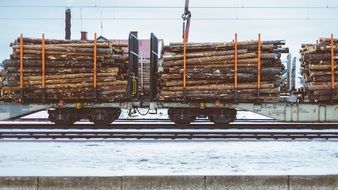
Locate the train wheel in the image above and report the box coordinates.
[54,119,74,127]
[89,108,121,127]
[230,109,237,122]
[209,108,237,126]
[168,108,196,126]
[48,109,76,127]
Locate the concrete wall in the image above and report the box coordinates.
[0,176,338,190]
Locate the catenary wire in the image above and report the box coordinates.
[0,5,338,9]
[0,17,337,21]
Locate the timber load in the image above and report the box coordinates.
[0,37,128,102]
[300,37,338,102]
[139,60,150,95]
[159,39,289,102]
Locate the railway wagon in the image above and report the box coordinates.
[156,34,288,125]
[1,32,338,126]
[150,34,338,126]
[0,32,140,126]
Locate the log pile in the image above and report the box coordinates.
[0,69,4,100]
[300,37,338,102]
[139,59,150,95]
[1,37,128,102]
[159,40,288,102]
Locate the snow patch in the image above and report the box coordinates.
[0,141,337,176]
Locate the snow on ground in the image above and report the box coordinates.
[21,109,272,120]
[0,141,337,176]
[4,109,333,176]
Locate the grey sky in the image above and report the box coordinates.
[0,0,338,61]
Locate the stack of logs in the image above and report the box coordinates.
[159,40,288,102]
[139,59,150,95]
[1,37,128,102]
[0,69,4,99]
[300,37,338,102]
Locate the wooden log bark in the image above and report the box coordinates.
[161,82,274,91]
[162,67,281,75]
[2,80,127,91]
[159,39,288,102]
[163,49,248,61]
[312,74,338,82]
[300,37,338,102]
[302,53,338,61]
[22,72,118,81]
[164,53,278,67]
[319,37,338,43]
[164,58,260,67]
[13,49,113,57]
[3,59,126,68]
[1,36,129,102]
[165,40,285,52]
[306,82,338,91]
[309,64,338,71]
[11,43,112,49]
[163,61,283,72]
[4,67,119,74]
[12,46,113,54]
[13,37,127,47]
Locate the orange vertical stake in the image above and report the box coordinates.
[257,33,261,89]
[234,33,238,89]
[20,34,23,89]
[331,34,335,89]
[183,31,187,88]
[42,33,45,88]
[94,33,97,88]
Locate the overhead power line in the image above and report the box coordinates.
[0,5,338,9]
[0,17,337,21]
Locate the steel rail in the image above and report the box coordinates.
[0,122,337,130]
[1,130,338,140]
[14,118,275,122]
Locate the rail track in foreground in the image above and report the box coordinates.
[1,129,338,140]
[0,119,338,129]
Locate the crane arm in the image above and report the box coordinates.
[182,0,191,41]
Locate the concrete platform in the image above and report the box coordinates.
[122,176,204,190]
[206,176,288,190]
[38,177,121,190]
[0,176,338,190]
[0,177,37,190]
[290,176,338,190]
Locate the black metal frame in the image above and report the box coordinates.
[127,32,139,100]
[150,33,158,101]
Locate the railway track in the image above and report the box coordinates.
[1,129,338,140]
[0,120,337,129]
